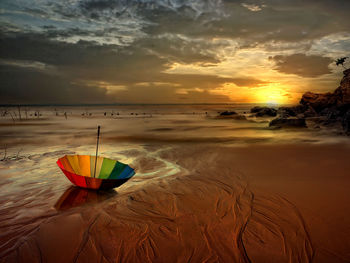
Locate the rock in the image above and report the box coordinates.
[334,68,350,105]
[255,69,350,134]
[300,69,350,113]
[250,106,277,117]
[319,107,343,121]
[269,118,307,128]
[300,92,336,112]
[216,111,247,120]
[278,105,308,118]
[219,111,237,116]
[217,111,245,119]
[231,114,247,120]
[342,110,350,135]
[303,106,318,117]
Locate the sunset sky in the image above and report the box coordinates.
[1,0,350,104]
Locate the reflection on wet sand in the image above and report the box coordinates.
[54,186,117,211]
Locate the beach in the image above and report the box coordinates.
[0,105,350,263]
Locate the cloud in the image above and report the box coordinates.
[0,63,235,104]
[138,0,350,44]
[0,65,111,104]
[0,59,56,72]
[230,77,268,87]
[3,0,350,46]
[80,0,119,11]
[269,53,333,78]
[106,83,231,104]
[134,34,224,64]
[1,0,350,103]
[0,31,248,103]
[241,3,264,12]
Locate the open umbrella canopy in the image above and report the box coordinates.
[57,155,135,190]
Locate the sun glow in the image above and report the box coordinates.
[218,82,297,104]
[253,84,293,105]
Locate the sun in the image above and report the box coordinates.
[254,84,291,105]
[209,82,297,104]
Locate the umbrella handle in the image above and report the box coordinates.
[93,125,100,178]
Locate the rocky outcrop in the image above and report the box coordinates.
[300,92,337,112]
[343,110,350,135]
[217,111,247,120]
[250,106,277,117]
[219,111,237,116]
[278,105,308,118]
[300,69,350,114]
[273,69,350,134]
[269,118,307,128]
[335,68,350,105]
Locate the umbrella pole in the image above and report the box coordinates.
[93,125,100,178]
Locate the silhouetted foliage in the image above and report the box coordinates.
[336,57,349,69]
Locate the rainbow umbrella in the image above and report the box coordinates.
[57,126,135,190]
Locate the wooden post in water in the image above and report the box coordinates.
[93,125,101,178]
[18,105,21,121]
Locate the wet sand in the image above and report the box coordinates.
[1,143,350,263]
[1,105,350,262]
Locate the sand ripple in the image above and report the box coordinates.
[0,146,319,263]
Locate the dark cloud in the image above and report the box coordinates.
[80,0,117,11]
[0,31,248,103]
[229,78,268,87]
[0,65,111,104]
[0,29,267,103]
[23,8,49,18]
[134,35,223,64]
[73,0,350,44]
[0,32,112,66]
[0,30,222,71]
[0,31,237,83]
[269,53,333,78]
[0,63,235,104]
